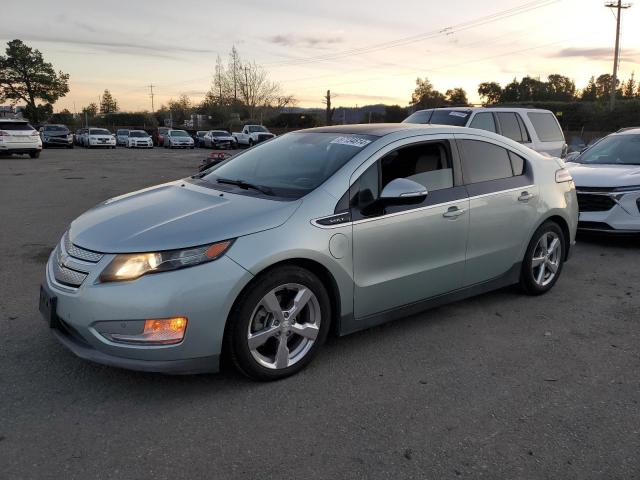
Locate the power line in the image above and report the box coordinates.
[605,0,632,110]
[266,0,560,68]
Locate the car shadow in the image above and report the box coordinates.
[577,231,640,249]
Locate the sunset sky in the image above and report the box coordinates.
[3,0,639,112]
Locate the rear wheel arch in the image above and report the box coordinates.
[536,214,571,261]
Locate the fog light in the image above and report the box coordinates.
[109,317,188,345]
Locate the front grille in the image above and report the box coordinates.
[63,233,103,262]
[577,193,616,212]
[52,253,89,287]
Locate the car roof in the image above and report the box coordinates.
[303,123,440,136]
[414,106,554,114]
[616,127,640,135]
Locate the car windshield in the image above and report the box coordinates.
[202,132,378,199]
[576,134,640,165]
[171,130,188,137]
[248,126,267,133]
[197,131,207,137]
[129,131,148,137]
[117,130,129,135]
[211,131,229,136]
[45,125,68,132]
[0,122,35,131]
[90,129,111,135]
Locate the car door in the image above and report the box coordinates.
[454,134,539,286]
[350,136,469,319]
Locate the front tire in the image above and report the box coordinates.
[29,151,41,159]
[519,221,565,295]
[225,266,331,381]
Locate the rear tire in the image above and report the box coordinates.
[519,221,565,295]
[29,151,40,159]
[224,266,331,381]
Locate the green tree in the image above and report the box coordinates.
[384,105,408,122]
[99,89,118,113]
[595,74,618,100]
[501,78,521,102]
[477,82,502,105]
[167,94,193,126]
[622,73,637,98]
[581,76,597,101]
[0,39,69,123]
[82,103,98,118]
[445,88,469,106]
[546,74,576,101]
[410,77,446,109]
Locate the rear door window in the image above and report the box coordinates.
[469,113,496,133]
[458,139,514,184]
[527,112,564,142]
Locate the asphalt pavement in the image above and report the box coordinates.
[1,147,639,479]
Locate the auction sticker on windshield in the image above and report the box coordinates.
[449,111,468,118]
[330,136,373,148]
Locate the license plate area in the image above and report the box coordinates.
[39,284,59,328]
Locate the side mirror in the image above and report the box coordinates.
[380,178,428,203]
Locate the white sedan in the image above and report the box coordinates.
[85,128,116,149]
[126,130,153,148]
[163,129,194,149]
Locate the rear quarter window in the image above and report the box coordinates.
[527,112,564,142]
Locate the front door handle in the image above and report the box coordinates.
[443,206,466,218]
[518,191,536,202]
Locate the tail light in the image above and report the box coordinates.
[31,131,40,136]
[0,130,8,136]
[555,168,573,183]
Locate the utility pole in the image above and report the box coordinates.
[606,0,632,110]
[324,90,332,126]
[148,84,155,112]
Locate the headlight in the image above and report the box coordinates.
[99,240,233,282]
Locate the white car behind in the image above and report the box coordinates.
[85,128,116,149]
[163,129,194,149]
[567,128,640,233]
[0,119,42,158]
[126,130,153,148]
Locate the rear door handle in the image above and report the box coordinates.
[518,191,535,202]
[443,206,466,218]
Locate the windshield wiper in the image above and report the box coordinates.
[216,178,274,195]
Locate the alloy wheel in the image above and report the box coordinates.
[531,231,561,287]
[247,283,321,370]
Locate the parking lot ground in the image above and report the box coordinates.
[1,147,639,479]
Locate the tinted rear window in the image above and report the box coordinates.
[527,112,564,142]
[458,139,514,184]
[0,122,34,131]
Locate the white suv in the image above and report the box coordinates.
[403,107,567,158]
[0,119,43,158]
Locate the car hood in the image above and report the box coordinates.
[69,180,301,253]
[89,135,114,140]
[566,162,640,188]
[43,131,69,137]
[213,135,234,140]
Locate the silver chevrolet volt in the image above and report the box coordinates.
[40,124,578,380]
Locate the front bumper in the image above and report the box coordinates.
[577,189,640,233]
[42,247,253,373]
[43,137,73,146]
